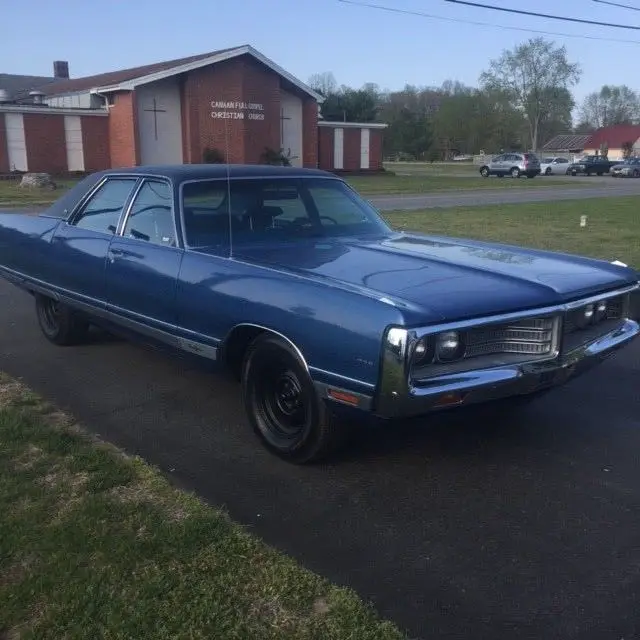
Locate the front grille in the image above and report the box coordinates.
[465,317,556,358]
[562,293,628,353]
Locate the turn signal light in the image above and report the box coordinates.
[433,392,466,408]
[328,389,360,407]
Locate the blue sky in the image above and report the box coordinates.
[3,0,640,104]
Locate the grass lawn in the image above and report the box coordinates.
[384,196,640,269]
[347,174,580,195]
[0,179,77,208]
[383,161,478,175]
[0,169,582,208]
[0,374,405,640]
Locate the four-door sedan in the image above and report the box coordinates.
[539,156,570,175]
[0,164,638,463]
[611,157,640,178]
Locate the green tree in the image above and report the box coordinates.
[479,37,581,150]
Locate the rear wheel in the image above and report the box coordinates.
[479,166,490,177]
[35,294,89,346]
[241,334,348,463]
[633,169,639,178]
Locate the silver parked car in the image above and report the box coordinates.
[479,152,541,178]
[540,156,570,175]
[611,157,640,178]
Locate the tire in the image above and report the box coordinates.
[597,172,603,176]
[510,167,520,178]
[545,167,552,175]
[633,169,639,178]
[241,333,347,463]
[35,294,89,346]
[479,166,490,177]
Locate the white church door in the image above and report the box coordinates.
[280,90,303,167]
[136,78,183,165]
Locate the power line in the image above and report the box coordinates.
[443,0,640,31]
[592,0,640,11]
[337,0,640,45]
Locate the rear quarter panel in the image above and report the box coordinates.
[0,213,61,283]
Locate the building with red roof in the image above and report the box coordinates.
[583,124,640,160]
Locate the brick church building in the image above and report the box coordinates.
[0,45,387,175]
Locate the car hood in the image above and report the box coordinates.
[230,233,637,322]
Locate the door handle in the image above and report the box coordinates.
[108,248,124,263]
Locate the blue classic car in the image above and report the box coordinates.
[0,165,638,463]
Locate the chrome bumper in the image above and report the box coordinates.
[375,316,640,419]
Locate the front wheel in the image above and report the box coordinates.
[510,167,520,178]
[35,294,89,345]
[241,334,348,463]
[545,167,552,175]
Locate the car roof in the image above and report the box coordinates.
[93,164,338,182]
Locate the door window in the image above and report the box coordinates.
[73,178,138,234]
[123,180,176,246]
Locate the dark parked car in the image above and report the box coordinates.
[566,155,617,176]
[0,165,638,463]
[479,152,541,178]
[611,157,640,178]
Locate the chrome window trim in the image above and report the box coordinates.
[177,175,358,252]
[117,177,182,250]
[65,174,142,236]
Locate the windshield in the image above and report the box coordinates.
[181,176,391,248]
[542,158,554,163]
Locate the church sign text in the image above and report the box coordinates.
[210,100,265,121]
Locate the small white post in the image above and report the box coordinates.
[580,215,588,227]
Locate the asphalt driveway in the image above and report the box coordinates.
[2,278,640,639]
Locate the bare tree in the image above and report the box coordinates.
[307,72,338,97]
[578,85,640,129]
[479,37,581,150]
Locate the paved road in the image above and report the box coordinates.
[1,279,640,639]
[370,178,640,211]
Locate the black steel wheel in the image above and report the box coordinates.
[35,294,89,345]
[241,333,347,463]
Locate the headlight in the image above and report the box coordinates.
[594,301,607,322]
[435,331,464,362]
[575,304,595,328]
[412,337,434,365]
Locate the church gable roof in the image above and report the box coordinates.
[40,45,323,102]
